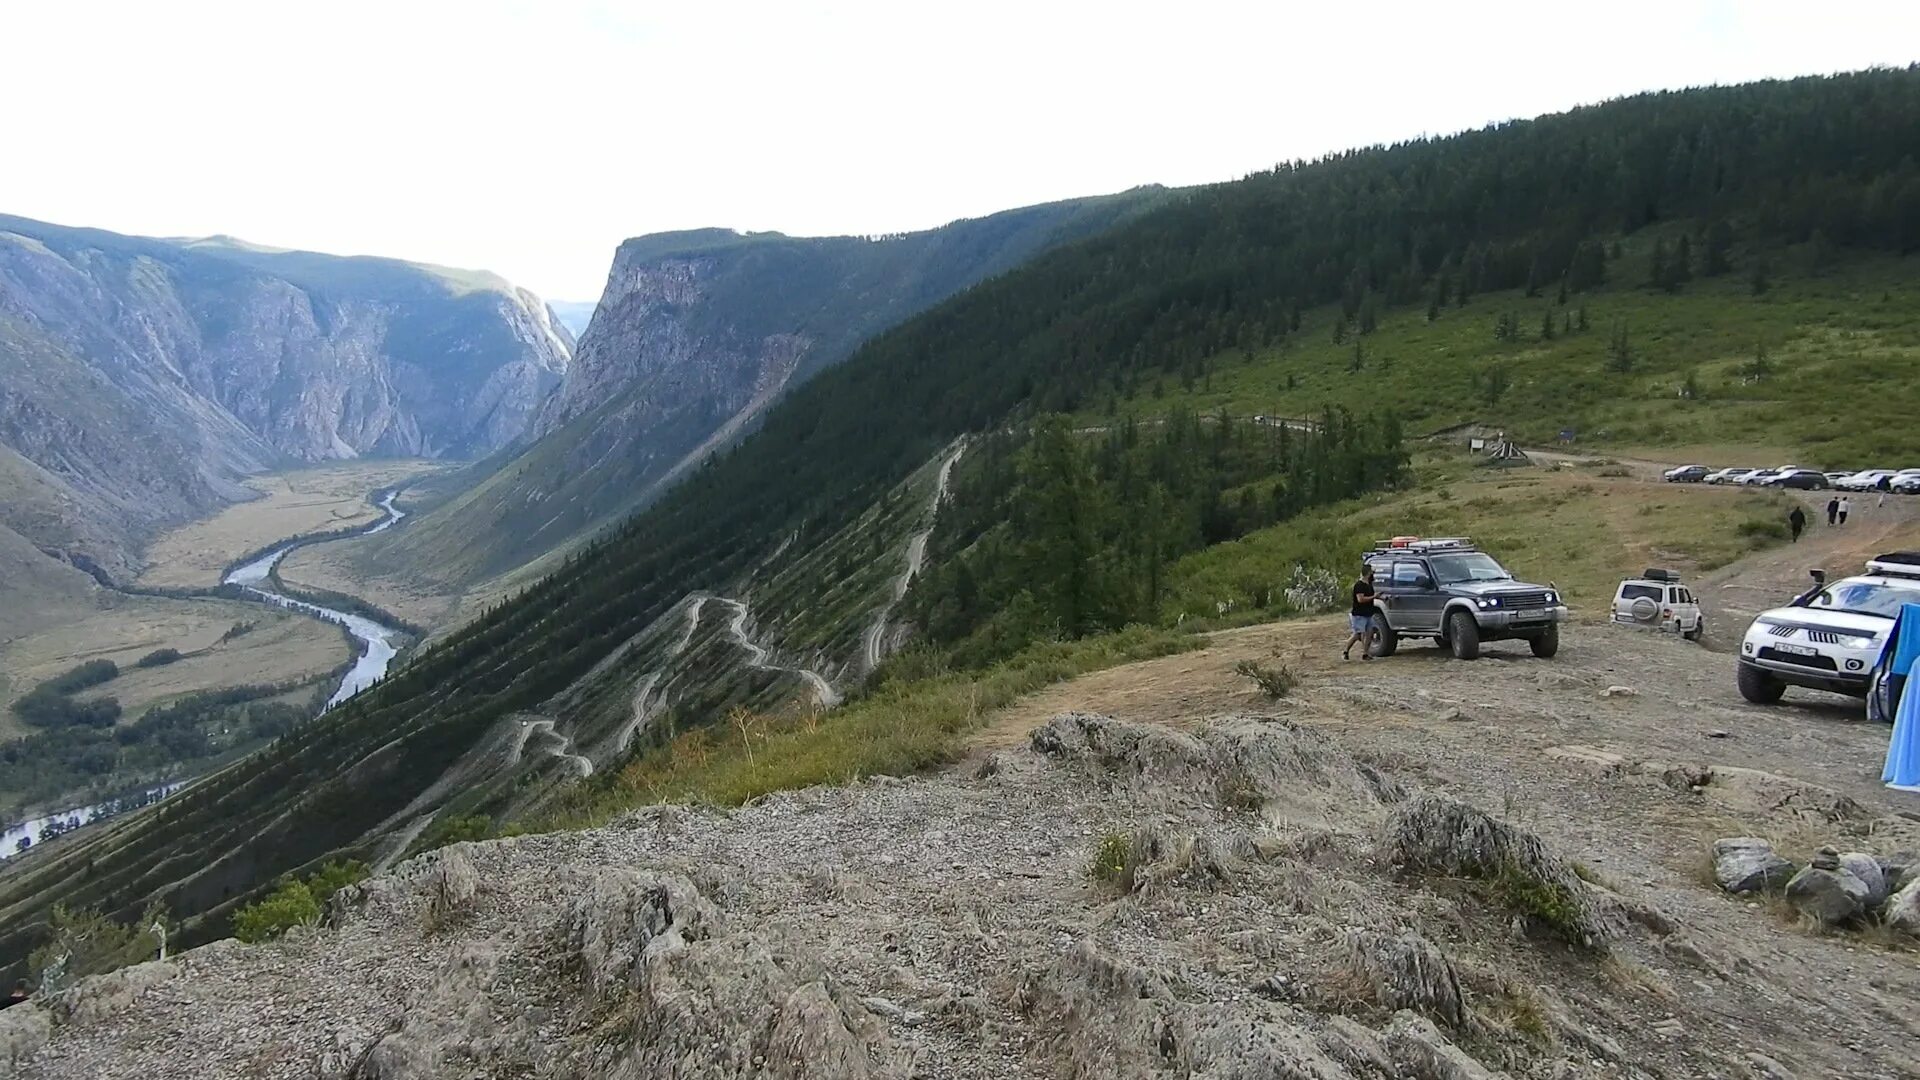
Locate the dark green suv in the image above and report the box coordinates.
[1363,538,1569,659]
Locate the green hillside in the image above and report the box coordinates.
[6,68,1918,977]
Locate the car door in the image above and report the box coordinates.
[1385,559,1444,631]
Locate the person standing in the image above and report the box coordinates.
[1789,505,1807,542]
[1838,496,1851,525]
[1827,496,1840,526]
[1345,564,1379,661]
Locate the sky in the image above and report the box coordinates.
[3,1,1917,301]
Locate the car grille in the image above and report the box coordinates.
[1763,623,1872,645]
[1758,647,1839,671]
[1497,590,1551,608]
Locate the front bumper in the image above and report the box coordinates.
[1474,605,1570,635]
[1738,654,1872,697]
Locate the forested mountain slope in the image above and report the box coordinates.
[333,189,1165,594]
[0,215,572,583]
[5,68,1919,977]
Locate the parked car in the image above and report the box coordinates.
[1894,473,1920,495]
[1662,465,1712,483]
[1706,468,1757,485]
[1824,472,1853,485]
[1737,552,1920,706]
[1363,536,1568,660]
[1760,469,1830,490]
[1839,470,1899,491]
[1740,465,1802,486]
[1612,569,1705,640]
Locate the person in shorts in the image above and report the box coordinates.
[1345,564,1379,661]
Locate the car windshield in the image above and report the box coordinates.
[1805,578,1920,619]
[1429,553,1512,584]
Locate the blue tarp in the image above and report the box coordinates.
[1883,603,1920,791]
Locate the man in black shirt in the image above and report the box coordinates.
[1,980,27,1010]
[1345,564,1379,661]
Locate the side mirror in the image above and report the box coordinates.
[1810,569,1827,586]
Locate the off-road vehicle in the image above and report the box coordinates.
[1362,537,1569,660]
[1611,569,1704,641]
[1737,551,1920,707]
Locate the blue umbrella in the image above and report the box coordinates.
[1884,602,1920,792]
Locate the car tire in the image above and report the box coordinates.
[1529,625,1559,658]
[1370,614,1398,658]
[1736,662,1785,705]
[1683,622,1704,642]
[1447,610,1481,660]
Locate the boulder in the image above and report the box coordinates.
[1340,929,1466,1028]
[1383,1011,1501,1080]
[1838,852,1888,908]
[425,845,481,925]
[1784,864,1871,926]
[1711,837,1796,894]
[1876,851,1917,893]
[1884,879,1920,935]
[566,868,719,997]
[0,1004,49,1073]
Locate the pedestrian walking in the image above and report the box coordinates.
[1789,505,1807,542]
[1838,496,1851,525]
[1827,496,1840,526]
[1344,564,1379,661]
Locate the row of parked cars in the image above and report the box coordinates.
[1661,464,1920,492]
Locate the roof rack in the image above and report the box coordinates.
[1366,536,1477,555]
[1641,568,1680,582]
[1867,552,1920,581]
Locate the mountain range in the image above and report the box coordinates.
[3,67,1920,985]
[0,216,573,585]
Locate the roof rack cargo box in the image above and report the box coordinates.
[1641,568,1679,582]
[1369,536,1477,553]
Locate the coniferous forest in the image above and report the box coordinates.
[5,68,1919,971]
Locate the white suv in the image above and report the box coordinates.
[1612,570,1704,640]
[1737,553,1920,705]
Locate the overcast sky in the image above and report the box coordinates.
[3,1,1916,301]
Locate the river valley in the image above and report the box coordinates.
[2,489,412,858]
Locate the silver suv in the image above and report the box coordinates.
[1364,537,1570,660]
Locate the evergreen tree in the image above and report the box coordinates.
[1607,322,1634,373]
[1577,305,1589,331]
[1681,368,1701,399]
[1540,308,1556,340]
[1426,299,1440,322]
[1648,239,1673,291]
[1556,277,1569,305]
[1359,295,1379,335]
[1750,257,1771,295]
[1331,319,1347,345]
[1348,341,1365,373]
[1673,235,1694,286]
[1481,365,1512,405]
[1703,220,1734,275]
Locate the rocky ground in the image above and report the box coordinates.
[6,475,1920,1078]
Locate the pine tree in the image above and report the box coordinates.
[1577,305,1589,331]
[1480,365,1512,405]
[1750,257,1771,295]
[1648,239,1672,291]
[1348,341,1365,373]
[1673,235,1694,286]
[1680,368,1701,399]
[1426,299,1440,322]
[1331,319,1347,344]
[1540,308,1556,340]
[1359,296,1378,335]
[1703,220,1734,275]
[1607,322,1634,373]
[1556,277,1569,305]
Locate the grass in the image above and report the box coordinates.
[532,625,1198,828]
[1072,240,1920,468]
[137,460,447,590]
[1159,450,1791,623]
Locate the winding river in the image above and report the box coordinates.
[3,491,409,858]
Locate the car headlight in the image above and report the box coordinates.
[1835,633,1875,650]
[1545,591,1558,604]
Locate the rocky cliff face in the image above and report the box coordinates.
[363,191,1163,586]
[0,215,571,577]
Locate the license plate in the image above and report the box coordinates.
[1517,609,1547,620]
[1775,643,1818,657]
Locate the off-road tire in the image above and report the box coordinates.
[1736,662,1785,705]
[1683,622,1705,642]
[1447,610,1481,660]
[1370,614,1398,658]
[1529,625,1560,658]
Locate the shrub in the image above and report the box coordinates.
[28,901,168,991]
[135,648,184,668]
[1234,659,1300,699]
[1088,832,1131,885]
[231,860,368,943]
